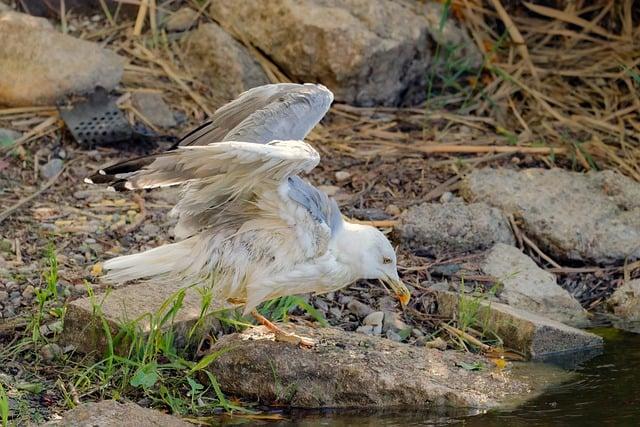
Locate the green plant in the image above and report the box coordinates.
[68,287,246,416]
[0,382,8,427]
[259,296,328,327]
[29,243,64,345]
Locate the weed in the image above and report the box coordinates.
[259,296,328,327]
[29,243,65,345]
[67,286,246,416]
[0,382,8,427]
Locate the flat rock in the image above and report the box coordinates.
[483,243,589,327]
[607,279,640,332]
[462,168,640,264]
[131,92,177,129]
[181,23,270,107]
[61,281,230,356]
[210,0,480,106]
[208,324,571,408]
[397,201,515,256]
[41,400,191,426]
[0,12,124,106]
[434,290,602,360]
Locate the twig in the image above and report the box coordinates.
[133,0,149,36]
[507,214,524,249]
[489,0,539,83]
[521,233,562,269]
[441,323,491,351]
[349,219,398,228]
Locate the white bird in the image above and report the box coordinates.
[87,83,410,346]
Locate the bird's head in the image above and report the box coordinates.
[339,223,411,306]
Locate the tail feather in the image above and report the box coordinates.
[103,235,207,283]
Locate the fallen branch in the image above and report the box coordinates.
[521,233,562,269]
[441,323,491,351]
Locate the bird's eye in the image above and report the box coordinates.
[383,257,392,264]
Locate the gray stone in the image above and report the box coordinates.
[397,201,515,255]
[313,298,329,313]
[385,329,402,342]
[164,7,198,32]
[211,0,479,106]
[347,299,374,318]
[61,281,230,356]
[363,311,384,327]
[356,324,374,335]
[0,10,53,30]
[40,158,64,179]
[0,290,8,302]
[607,279,640,331]
[0,12,124,106]
[382,310,408,333]
[181,23,270,108]
[39,343,62,361]
[21,284,35,300]
[140,222,160,236]
[41,400,191,426]
[483,243,589,327]
[335,171,351,182]
[462,168,640,264]
[434,290,603,360]
[207,324,572,408]
[0,128,20,145]
[131,92,177,129]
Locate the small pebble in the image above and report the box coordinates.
[356,325,374,335]
[347,299,374,318]
[0,290,8,302]
[425,337,448,350]
[141,223,161,236]
[386,330,402,342]
[337,295,353,305]
[439,191,454,203]
[40,158,64,179]
[335,171,351,182]
[383,311,408,333]
[385,204,401,216]
[164,7,198,32]
[318,185,340,197]
[412,328,424,338]
[313,299,329,313]
[329,307,342,319]
[21,285,35,300]
[363,311,384,327]
[40,343,62,362]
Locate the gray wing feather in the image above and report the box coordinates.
[287,176,343,235]
[180,83,333,146]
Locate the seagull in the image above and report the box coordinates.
[86,83,410,347]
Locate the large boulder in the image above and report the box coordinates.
[483,244,589,327]
[397,200,515,256]
[0,12,124,106]
[210,0,480,106]
[462,168,640,264]
[208,324,570,408]
[181,23,270,107]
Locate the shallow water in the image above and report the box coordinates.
[274,328,640,427]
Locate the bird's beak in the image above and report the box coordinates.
[383,274,411,307]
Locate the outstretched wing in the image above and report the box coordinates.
[87,83,333,188]
[180,83,333,146]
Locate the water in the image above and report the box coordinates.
[274,329,640,426]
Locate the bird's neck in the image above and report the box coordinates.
[331,221,370,279]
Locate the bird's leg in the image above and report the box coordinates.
[250,309,315,348]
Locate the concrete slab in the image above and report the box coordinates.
[61,281,232,356]
[434,290,603,360]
